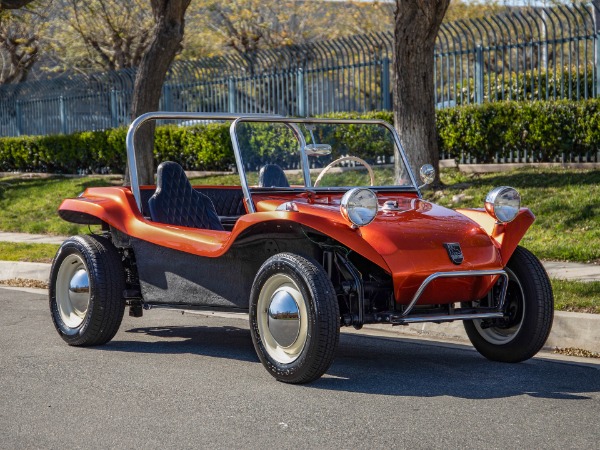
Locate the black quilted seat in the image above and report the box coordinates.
[258,164,289,188]
[196,188,245,216]
[148,161,224,231]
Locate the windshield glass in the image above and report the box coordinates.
[233,119,415,189]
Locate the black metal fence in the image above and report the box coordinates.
[1,2,599,137]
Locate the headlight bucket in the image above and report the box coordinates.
[485,186,521,223]
[340,188,378,227]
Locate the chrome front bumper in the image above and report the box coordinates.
[391,269,509,325]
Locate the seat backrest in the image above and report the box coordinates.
[258,164,290,188]
[148,161,224,231]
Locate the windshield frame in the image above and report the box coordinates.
[230,116,420,213]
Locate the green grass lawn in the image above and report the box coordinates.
[552,279,600,314]
[0,175,121,236]
[0,242,60,263]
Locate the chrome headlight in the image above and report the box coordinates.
[340,188,378,227]
[485,186,521,223]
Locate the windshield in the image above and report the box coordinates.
[232,119,416,190]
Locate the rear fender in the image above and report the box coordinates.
[455,208,535,265]
[58,187,142,231]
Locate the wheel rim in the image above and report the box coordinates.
[56,254,90,328]
[474,267,525,345]
[257,273,308,364]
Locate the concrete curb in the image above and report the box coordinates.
[0,261,50,282]
[363,310,600,354]
[0,232,67,245]
[543,261,600,282]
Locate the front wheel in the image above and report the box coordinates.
[464,246,554,362]
[49,235,125,346]
[250,253,340,384]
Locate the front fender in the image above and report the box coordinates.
[455,208,535,265]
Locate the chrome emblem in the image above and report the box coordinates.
[444,243,464,265]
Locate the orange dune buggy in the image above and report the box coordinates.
[50,113,553,383]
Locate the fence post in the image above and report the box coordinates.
[110,90,119,128]
[162,85,172,111]
[15,101,22,136]
[297,69,306,116]
[59,96,67,134]
[594,1,600,98]
[475,45,484,104]
[228,78,236,113]
[381,57,391,110]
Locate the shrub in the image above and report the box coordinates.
[1,100,599,173]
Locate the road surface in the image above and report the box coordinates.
[1,287,598,449]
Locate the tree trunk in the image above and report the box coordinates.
[127,0,191,186]
[0,0,34,9]
[393,0,449,187]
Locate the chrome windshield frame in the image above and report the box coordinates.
[229,116,420,214]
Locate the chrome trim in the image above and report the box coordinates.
[69,268,89,294]
[394,312,504,324]
[485,186,521,224]
[401,270,509,317]
[339,187,378,227]
[267,289,301,348]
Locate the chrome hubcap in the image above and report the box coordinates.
[267,289,301,348]
[56,254,90,328]
[257,274,308,364]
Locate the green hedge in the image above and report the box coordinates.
[436,99,600,162]
[1,101,599,173]
[0,123,234,174]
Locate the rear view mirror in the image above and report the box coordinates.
[305,144,332,157]
[418,164,436,188]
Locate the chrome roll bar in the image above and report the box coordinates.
[125,112,282,214]
[126,112,419,215]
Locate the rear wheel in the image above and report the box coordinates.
[464,246,554,362]
[250,253,339,384]
[49,235,125,346]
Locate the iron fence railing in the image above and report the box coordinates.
[1,3,599,142]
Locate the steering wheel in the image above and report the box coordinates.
[313,156,375,187]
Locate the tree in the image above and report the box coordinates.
[0,0,35,9]
[51,0,153,72]
[393,0,450,186]
[0,8,41,83]
[129,0,192,185]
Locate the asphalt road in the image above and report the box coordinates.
[1,288,599,449]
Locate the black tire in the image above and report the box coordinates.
[464,245,554,362]
[49,234,126,346]
[249,252,340,384]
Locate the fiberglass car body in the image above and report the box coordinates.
[49,112,554,383]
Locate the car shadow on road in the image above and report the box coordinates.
[102,324,259,363]
[102,324,600,401]
[316,333,600,400]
